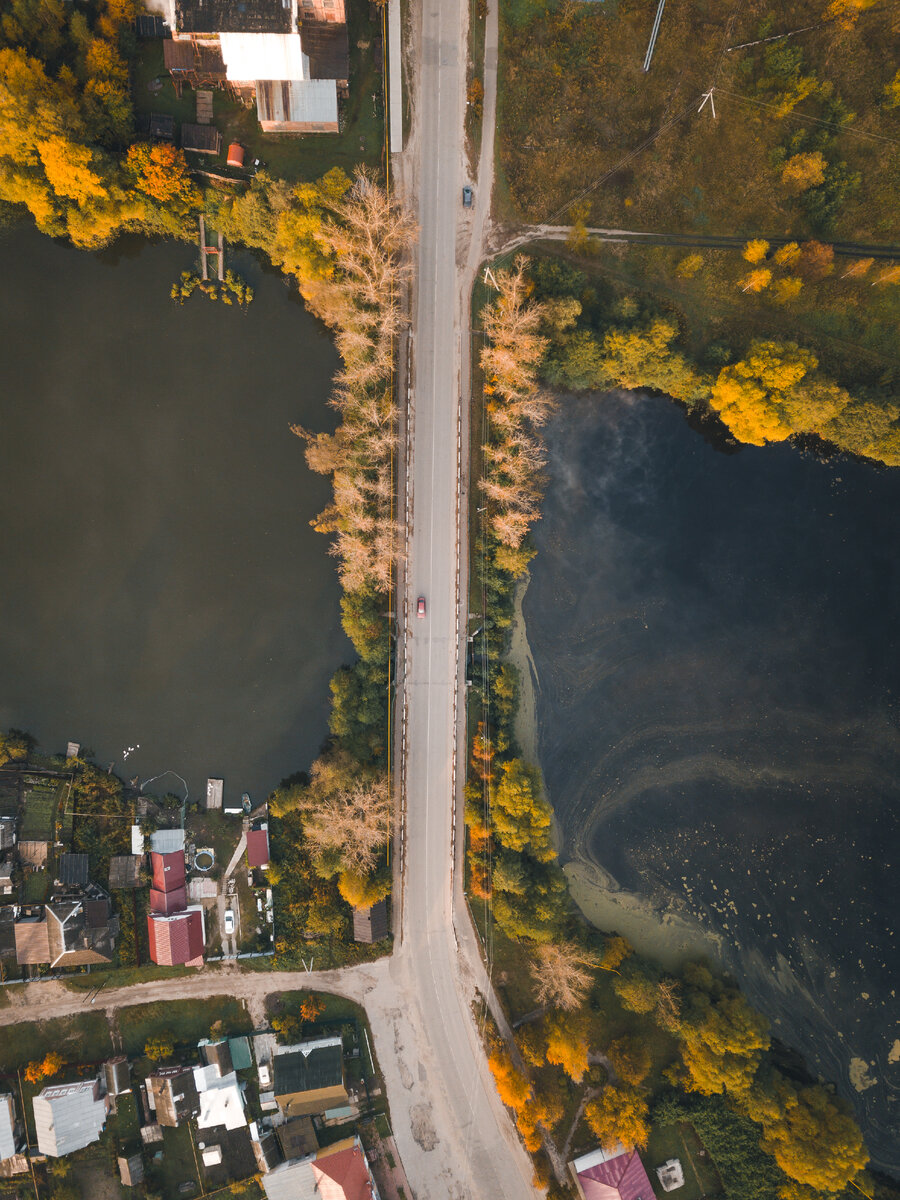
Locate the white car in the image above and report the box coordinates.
[224,909,235,936]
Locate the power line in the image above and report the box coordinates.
[714,86,900,146]
[544,95,704,227]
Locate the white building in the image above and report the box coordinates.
[0,1094,20,1160]
[193,1064,247,1132]
[33,1079,108,1157]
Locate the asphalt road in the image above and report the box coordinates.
[0,3,538,1195]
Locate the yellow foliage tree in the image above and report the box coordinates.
[487,1050,532,1111]
[842,257,873,279]
[38,135,106,204]
[740,268,772,293]
[337,868,390,908]
[872,264,900,286]
[773,277,803,304]
[742,240,770,264]
[675,253,704,279]
[825,0,876,28]
[780,152,826,195]
[884,68,900,109]
[126,143,199,207]
[774,242,801,268]
[710,341,818,446]
[544,1012,591,1083]
[678,966,770,1099]
[585,1086,650,1152]
[746,1072,868,1193]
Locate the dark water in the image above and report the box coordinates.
[525,392,900,1172]
[0,227,348,803]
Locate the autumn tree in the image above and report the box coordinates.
[746,1070,868,1193]
[614,966,658,1015]
[491,759,555,861]
[773,277,802,304]
[797,240,834,279]
[841,257,873,279]
[544,1011,591,1083]
[126,143,199,207]
[884,68,900,109]
[677,964,769,1099]
[742,240,769,264]
[710,340,824,446]
[600,935,632,973]
[606,1036,652,1087]
[529,941,596,1011]
[774,242,801,268]
[825,0,876,28]
[740,268,772,293]
[675,253,704,279]
[780,152,826,194]
[585,1085,650,1152]
[24,1051,64,1083]
[294,755,391,877]
[872,264,900,286]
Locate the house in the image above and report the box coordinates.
[118,1152,145,1186]
[246,825,270,870]
[109,854,143,890]
[13,899,119,968]
[56,853,89,889]
[104,1056,132,1098]
[0,1094,22,1161]
[569,1145,656,1200]
[251,1122,283,1173]
[150,850,187,914]
[201,1039,233,1076]
[33,1078,109,1156]
[149,828,186,855]
[276,1115,318,1160]
[262,1136,378,1200]
[272,1037,347,1119]
[147,908,205,966]
[352,899,388,944]
[193,1067,247,1131]
[0,861,13,896]
[147,1067,200,1127]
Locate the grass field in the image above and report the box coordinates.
[117,995,252,1058]
[19,779,61,840]
[646,1121,725,1200]
[0,1011,113,1072]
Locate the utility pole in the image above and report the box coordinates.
[698,89,717,119]
[642,0,666,72]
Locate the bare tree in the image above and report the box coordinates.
[529,943,598,1011]
[303,775,391,875]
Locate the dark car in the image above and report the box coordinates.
[417,596,426,618]
[462,185,473,208]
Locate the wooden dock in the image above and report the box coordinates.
[198,216,225,282]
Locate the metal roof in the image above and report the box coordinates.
[57,853,89,887]
[33,1080,107,1157]
[256,78,338,129]
[262,1158,318,1200]
[273,1038,343,1098]
[0,1094,18,1159]
[220,32,308,81]
[149,829,185,854]
[246,828,270,868]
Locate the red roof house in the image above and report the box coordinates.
[147,909,205,967]
[570,1146,655,1200]
[311,1138,376,1200]
[151,851,185,892]
[149,884,187,915]
[246,827,270,869]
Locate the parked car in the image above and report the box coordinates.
[462,185,473,207]
[417,596,426,618]
[224,909,235,935]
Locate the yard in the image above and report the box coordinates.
[116,995,252,1058]
[0,1011,113,1073]
[131,0,385,186]
[19,777,64,840]
[645,1121,725,1200]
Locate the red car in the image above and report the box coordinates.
[417,596,426,618]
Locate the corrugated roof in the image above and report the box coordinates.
[109,855,142,889]
[575,1149,655,1200]
[220,32,307,81]
[228,1037,252,1071]
[246,828,270,868]
[151,850,186,894]
[150,884,187,915]
[256,78,338,129]
[352,899,388,944]
[57,853,89,887]
[33,1079,107,1157]
[273,1038,343,1098]
[14,917,50,964]
[304,22,349,82]
[313,1140,376,1200]
[262,1159,319,1200]
[148,910,204,966]
[0,1094,18,1159]
[149,829,185,854]
[197,1076,247,1131]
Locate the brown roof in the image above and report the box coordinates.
[352,899,388,944]
[175,0,290,33]
[109,855,142,889]
[14,917,50,965]
[181,123,222,154]
[164,39,227,75]
[276,1116,318,1160]
[305,22,349,83]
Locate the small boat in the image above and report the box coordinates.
[241,791,251,812]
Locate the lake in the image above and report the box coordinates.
[524,391,900,1173]
[0,226,347,804]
